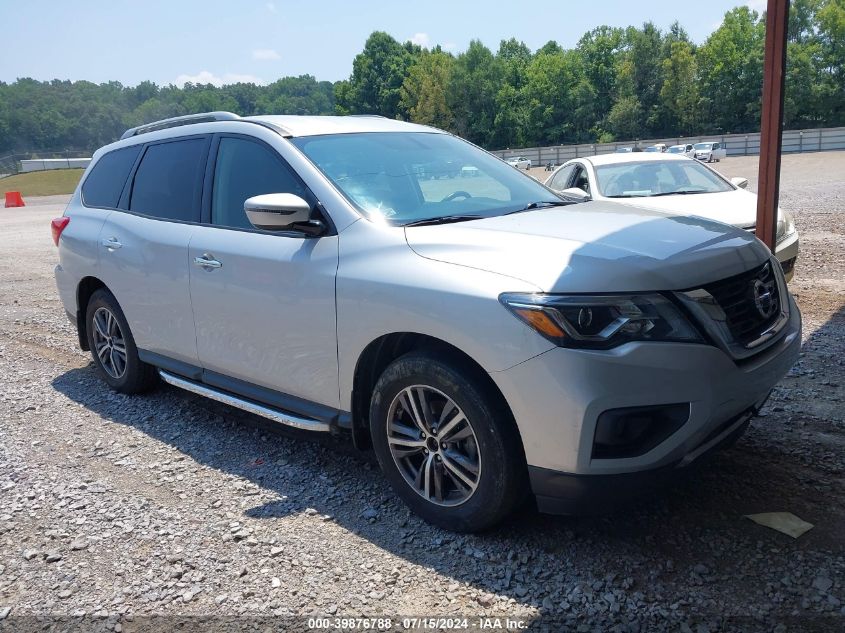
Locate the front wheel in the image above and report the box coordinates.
[369,351,527,532]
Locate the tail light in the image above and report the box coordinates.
[51,217,70,246]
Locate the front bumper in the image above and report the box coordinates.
[489,294,801,510]
[529,399,761,514]
[774,232,799,282]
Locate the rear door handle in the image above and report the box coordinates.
[193,254,222,269]
[101,237,122,250]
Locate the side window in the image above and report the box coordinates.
[81,145,142,208]
[211,137,307,230]
[129,138,207,222]
[548,164,575,191]
[572,165,590,194]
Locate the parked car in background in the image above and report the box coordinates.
[506,156,531,169]
[615,147,634,153]
[545,153,799,280]
[644,143,667,153]
[53,113,800,532]
[693,141,726,163]
[668,144,694,157]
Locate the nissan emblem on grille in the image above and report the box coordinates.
[752,265,778,319]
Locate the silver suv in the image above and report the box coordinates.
[53,112,801,532]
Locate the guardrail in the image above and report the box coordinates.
[492,126,845,165]
[0,149,92,177]
[20,158,91,173]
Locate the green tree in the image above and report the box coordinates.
[607,95,644,139]
[447,40,502,146]
[697,6,766,133]
[337,31,420,118]
[659,41,700,134]
[400,49,454,129]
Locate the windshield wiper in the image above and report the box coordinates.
[649,190,709,197]
[505,200,571,215]
[403,214,484,227]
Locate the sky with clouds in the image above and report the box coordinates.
[1,0,768,87]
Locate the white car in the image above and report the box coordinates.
[693,141,726,163]
[505,156,531,169]
[667,144,695,157]
[545,153,799,280]
[644,143,667,153]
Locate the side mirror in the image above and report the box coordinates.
[558,187,591,202]
[731,177,749,189]
[244,193,322,234]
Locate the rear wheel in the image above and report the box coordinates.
[369,351,526,532]
[85,289,157,394]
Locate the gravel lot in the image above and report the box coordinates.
[1,153,843,632]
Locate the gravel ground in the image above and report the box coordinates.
[1,154,843,632]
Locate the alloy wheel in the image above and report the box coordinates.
[92,306,127,379]
[386,385,481,507]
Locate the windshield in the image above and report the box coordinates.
[694,143,713,150]
[667,146,685,154]
[291,132,562,225]
[595,159,734,197]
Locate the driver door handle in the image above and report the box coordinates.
[101,237,122,250]
[193,254,222,269]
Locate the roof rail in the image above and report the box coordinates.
[120,111,240,140]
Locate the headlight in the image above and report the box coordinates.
[776,209,796,243]
[500,293,703,349]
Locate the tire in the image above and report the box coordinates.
[369,351,527,532]
[85,288,157,394]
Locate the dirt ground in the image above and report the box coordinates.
[0,153,843,632]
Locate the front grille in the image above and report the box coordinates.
[703,262,782,346]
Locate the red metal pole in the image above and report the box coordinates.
[756,0,790,252]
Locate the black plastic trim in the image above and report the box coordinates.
[530,409,754,515]
[137,350,351,430]
[138,350,202,381]
[202,369,344,425]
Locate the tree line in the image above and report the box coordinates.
[1,1,842,155]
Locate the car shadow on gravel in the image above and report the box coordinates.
[50,305,843,622]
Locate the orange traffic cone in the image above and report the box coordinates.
[5,191,25,208]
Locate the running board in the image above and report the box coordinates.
[158,370,331,432]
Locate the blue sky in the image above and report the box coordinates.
[1,0,766,86]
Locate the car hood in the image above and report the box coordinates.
[602,189,771,229]
[404,200,771,293]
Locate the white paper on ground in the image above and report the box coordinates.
[744,512,814,538]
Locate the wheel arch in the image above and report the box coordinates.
[75,276,109,351]
[350,332,526,467]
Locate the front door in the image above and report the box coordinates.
[188,134,340,409]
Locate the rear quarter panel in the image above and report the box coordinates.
[55,190,111,315]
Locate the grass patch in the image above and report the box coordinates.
[1,169,84,197]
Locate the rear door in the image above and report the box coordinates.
[188,134,340,409]
[97,135,210,368]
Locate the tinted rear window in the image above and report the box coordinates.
[130,138,207,222]
[81,145,142,208]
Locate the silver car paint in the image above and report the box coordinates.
[55,116,802,480]
[405,202,771,293]
[491,291,800,473]
[189,226,340,407]
[97,205,199,365]
[54,190,109,314]
[334,218,554,411]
